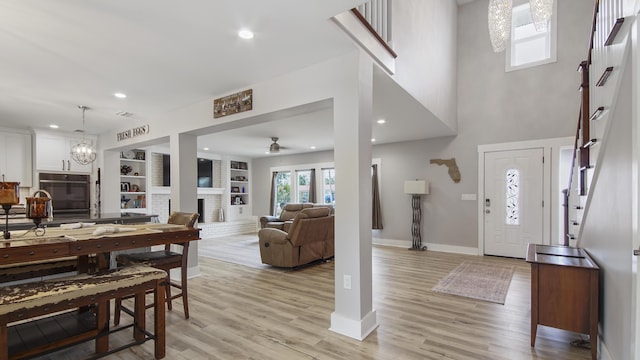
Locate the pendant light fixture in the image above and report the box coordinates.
[488,0,554,53]
[488,0,513,52]
[70,105,97,165]
[530,0,554,31]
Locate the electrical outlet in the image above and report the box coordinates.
[343,275,351,290]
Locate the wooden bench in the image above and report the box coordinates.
[0,265,167,360]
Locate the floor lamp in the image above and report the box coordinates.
[404,180,429,251]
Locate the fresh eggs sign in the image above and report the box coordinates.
[117,125,150,141]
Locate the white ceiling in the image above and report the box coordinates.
[0,0,455,159]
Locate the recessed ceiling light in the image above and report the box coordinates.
[377,119,386,124]
[203,147,209,151]
[238,29,254,39]
[310,146,316,150]
[49,124,59,129]
[371,138,376,142]
[265,151,270,154]
[114,92,127,99]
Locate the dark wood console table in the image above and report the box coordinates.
[526,244,599,360]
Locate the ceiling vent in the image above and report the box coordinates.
[116,111,134,117]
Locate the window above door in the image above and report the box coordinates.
[506,0,557,72]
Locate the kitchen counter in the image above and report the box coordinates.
[3,212,159,231]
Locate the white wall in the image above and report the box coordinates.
[391,0,458,130]
[579,68,633,360]
[576,1,640,357]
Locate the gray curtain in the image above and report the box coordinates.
[372,164,383,229]
[269,171,277,215]
[308,169,317,203]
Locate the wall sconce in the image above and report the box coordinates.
[404,180,429,251]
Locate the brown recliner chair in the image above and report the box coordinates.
[259,203,313,231]
[259,207,333,267]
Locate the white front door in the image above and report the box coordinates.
[484,148,544,258]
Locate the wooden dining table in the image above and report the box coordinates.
[0,223,200,268]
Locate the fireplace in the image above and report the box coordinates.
[198,199,204,223]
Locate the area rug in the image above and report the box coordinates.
[431,261,515,304]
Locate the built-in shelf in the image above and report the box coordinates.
[120,158,145,163]
[120,150,147,213]
[229,161,249,207]
[595,67,614,86]
[604,18,625,46]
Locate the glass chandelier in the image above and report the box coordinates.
[71,105,97,165]
[530,0,553,31]
[488,0,513,53]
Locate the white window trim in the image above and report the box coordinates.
[505,0,558,72]
[270,158,382,204]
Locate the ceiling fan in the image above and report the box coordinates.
[268,137,288,153]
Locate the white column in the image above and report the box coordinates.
[330,51,378,340]
[169,133,200,278]
[630,12,640,360]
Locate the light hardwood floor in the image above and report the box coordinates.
[43,236,591,360]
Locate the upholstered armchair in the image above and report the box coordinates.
[258,207,334,267]
[259,203,313,231]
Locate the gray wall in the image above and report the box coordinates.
[444,0,593,248]
[253,0,594,250]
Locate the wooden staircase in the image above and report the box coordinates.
[564,0,629,246]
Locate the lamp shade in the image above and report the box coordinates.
[404,180,429,195]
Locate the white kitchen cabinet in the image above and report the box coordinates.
[34,132,95,173]
[0,131,32,186]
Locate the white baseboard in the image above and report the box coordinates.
[427,243,480,256]
[373,238,479,256]
[329,310,378,341]
[372,238,411,248]
[600,336,613,360]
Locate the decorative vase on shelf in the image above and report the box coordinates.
[218,208,224,222]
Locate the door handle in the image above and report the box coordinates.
[634,249,640,256]
[67,160,71,171]
[62,160,65,171]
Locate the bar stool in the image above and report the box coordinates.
[114,211,198,324]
